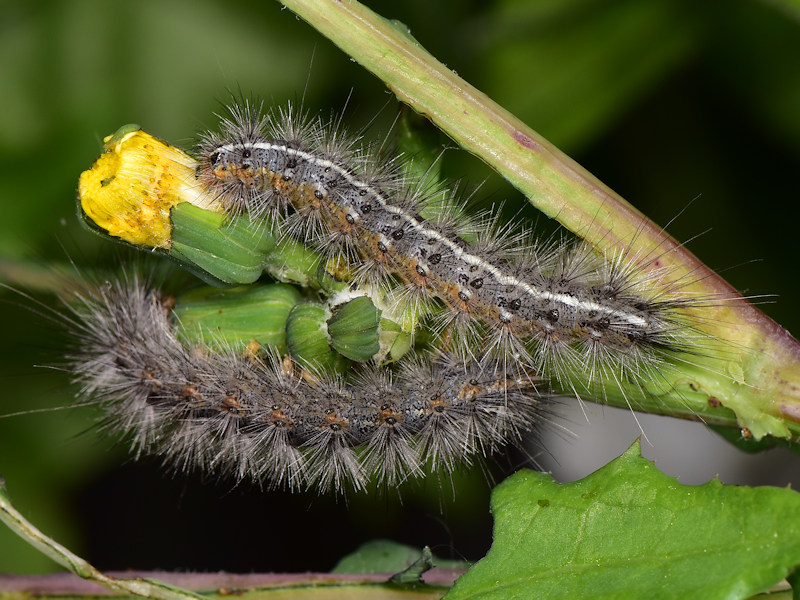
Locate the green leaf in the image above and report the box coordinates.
[445,441,800,600]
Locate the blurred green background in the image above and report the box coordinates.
[1,0,799,575]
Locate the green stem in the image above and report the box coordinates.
[276,0,800,441]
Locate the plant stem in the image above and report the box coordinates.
[276,0,800,441]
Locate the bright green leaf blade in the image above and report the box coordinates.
[445,441,800,600]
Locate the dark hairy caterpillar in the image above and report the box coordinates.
[68,278,548,493]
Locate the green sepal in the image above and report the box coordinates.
[169,203,275,286]
[285,303,350,374]
[169,203,331,289]
[376,317,413,363]
[172,283,302,353]
[389,332,414,362]
[327,296,381,362]
[104,123,142,145]
[262,237,325,290]
[317,260,349,296]
[76,200,246,289]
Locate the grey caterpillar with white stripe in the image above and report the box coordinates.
[197,101,701,396]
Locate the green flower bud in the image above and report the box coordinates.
[173,283,302,353]
[327,296,381,362]
[286,302,351,374]
[169,203,277,286]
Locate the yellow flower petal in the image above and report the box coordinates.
[78,126,214,248]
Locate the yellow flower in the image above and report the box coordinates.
[78,125,214,248]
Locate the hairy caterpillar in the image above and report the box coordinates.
[66,97,748,496]
[67,277,546,493]
[196,101,701,396]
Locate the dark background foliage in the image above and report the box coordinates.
[1,0,799,574]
